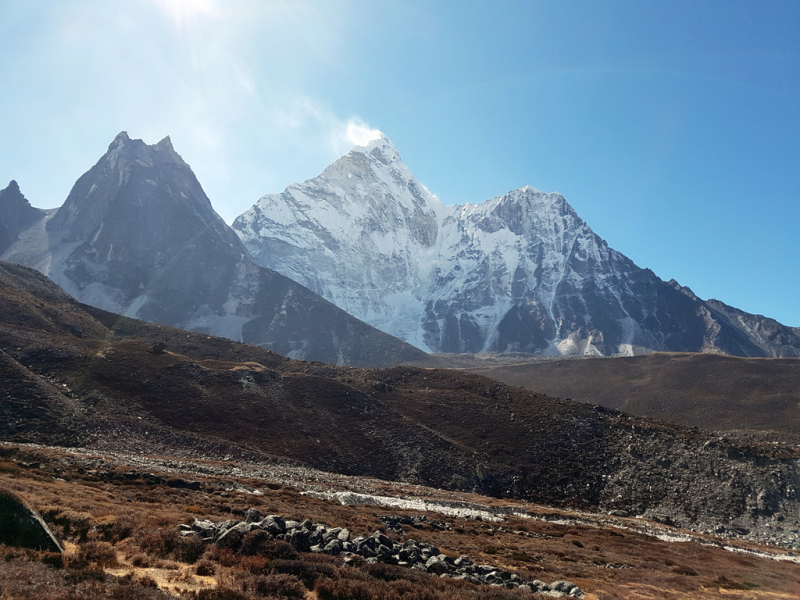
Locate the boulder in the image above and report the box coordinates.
[0,490,62,552]
[244,508,261,523]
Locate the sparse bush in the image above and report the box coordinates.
[195,559,215,576]
[175,534,206,564]
[65,565,106,583]
[240,534,297,561]
[40,507,93,542]
[79,541,118,567]
[130,553,151,567]
[40,551,64,569]
[195,587,250,600]
[251,573,306,598]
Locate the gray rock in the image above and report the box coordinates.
[216,521,251,548]
[244,508,261,523]
[425,555,454,575]
[0,490,63,553]
[286,529,310,553]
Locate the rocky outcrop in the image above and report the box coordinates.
[0,181,46,255]
[181,513,583,597]
[0,489,63,552]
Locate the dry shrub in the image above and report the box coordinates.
[40,507,93,541]
[268,558,337,590]
[185,505,205,515]
[240,533,297,561]
[40,552,64,569]
[79,541,118,567]
[195,587,250,600]
[130,553,151,567]
[204,545,239,568]
[251,572,306,598]
[137,529,178,558]
[175,535,206,564]
[97,515,136,543]
[195,559,215,576]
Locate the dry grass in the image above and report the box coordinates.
[0,445,799,599]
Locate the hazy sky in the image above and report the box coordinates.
[1,0,799,326]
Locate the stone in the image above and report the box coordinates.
[425,555,453,575]
[244,508,261,523]
[216,522,251,548]
[324,539,343,555]
[147,342,167,355]
[286,529,310,552]
[0,490,62,553]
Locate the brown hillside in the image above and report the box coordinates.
[2,261,800,548]
[440,353,800,436]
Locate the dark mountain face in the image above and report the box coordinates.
[2,260,800,547]
[1,133,426,368]
[0,180,46,254]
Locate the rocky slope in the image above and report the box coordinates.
[0,180,46,254]
[2,260,800,547]
[234,135,800,357]
[0,133,425,367]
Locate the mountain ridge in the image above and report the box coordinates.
[234,135,800,358]
[1,133,427,368]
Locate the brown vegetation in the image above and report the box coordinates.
[442,352,800,438]
[0,444,799,599]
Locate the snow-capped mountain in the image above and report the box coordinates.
[234,135,800,357]
[1,132,426,367]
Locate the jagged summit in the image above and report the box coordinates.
[0,180,46,254]
[351,132,402,160]
[103,131,187,170]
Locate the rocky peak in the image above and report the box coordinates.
[47,131,239,261]
[0,180,46,254]
[108,130,131,151]
[153,135,186,166]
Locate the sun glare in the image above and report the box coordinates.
[149,0,217,26]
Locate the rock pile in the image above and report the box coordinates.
[180,510,583,598]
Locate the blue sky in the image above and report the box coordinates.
[1,0,799,326]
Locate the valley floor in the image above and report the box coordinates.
[1,442,799,599]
